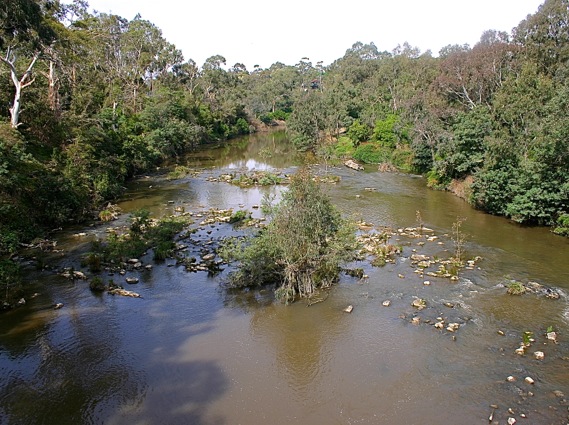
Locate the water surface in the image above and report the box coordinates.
[1,130,568,424]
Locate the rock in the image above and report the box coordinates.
[515,346,526,355]
[411,254,430,262]
[398,274,404,278]
[497,330,505,336]
[127,258,140,264]
[534,351,545,360]
[17,298,26,306]
[444,302,454,308]
[524,376,535,384]
[546,331,558,343]
[53,302,64,309]
[382,300,391,307]
[343,305,354,313]
[411,317,421,325]
[507,417,516,425]
[108,288,141,298]
[434,321,445,329]
[145,264,153,270]
[553,390,565,398]
[344,159,364,171]
[411,298,426,310]
[125,277,139,284]
[423,280,431,286]
[446,323,460,332]
[73,271,87,280]
[202,253,216,262]
[506,376,516,382]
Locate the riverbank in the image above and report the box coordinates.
[1,131,568,425]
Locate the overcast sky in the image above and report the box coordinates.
[82,0,545,70]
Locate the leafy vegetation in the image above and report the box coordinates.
[89,209,188,266]
[507,280,527,295]
[221,169,358,303]
[0,0,568,287]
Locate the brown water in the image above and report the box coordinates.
[1,130,568,425]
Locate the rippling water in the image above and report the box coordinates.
[1,130,568,425]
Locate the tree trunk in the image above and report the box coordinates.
[47,60,61,117]
[1,48,40,128]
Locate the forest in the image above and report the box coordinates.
[1,0,568,264]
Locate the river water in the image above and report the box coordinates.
[1,130,568,425]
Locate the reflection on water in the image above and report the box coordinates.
[1,130,568,424]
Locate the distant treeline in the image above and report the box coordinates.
[1,0,568,257]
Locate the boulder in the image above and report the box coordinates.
[411,298,426,310]
[344,160,364,171]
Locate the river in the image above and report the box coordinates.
[1,130,568,425]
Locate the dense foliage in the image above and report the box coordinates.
[221,169,357,303]
[1,1,568,302]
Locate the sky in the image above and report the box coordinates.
[81,0,545,70]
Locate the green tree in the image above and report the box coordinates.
[223,169,357,303]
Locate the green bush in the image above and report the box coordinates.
[347,119,371,145]
[390,147,414,172]
[553,214,569,236]
[353,143,392,164]
[221,169,357,303]
[372,114,399,148]
[334,136,355,158]
[229,210,249,223]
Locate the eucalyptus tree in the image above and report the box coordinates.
[436,32,518,111]
[513,0,569,77]
[0,0,58,127]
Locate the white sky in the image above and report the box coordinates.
[82,0,545,70]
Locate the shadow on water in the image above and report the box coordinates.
[0,257,231,425]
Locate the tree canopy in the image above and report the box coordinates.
[0,0,567,261]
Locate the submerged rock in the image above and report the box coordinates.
[343,305,354,313]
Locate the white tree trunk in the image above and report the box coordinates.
[0,47,40,128]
